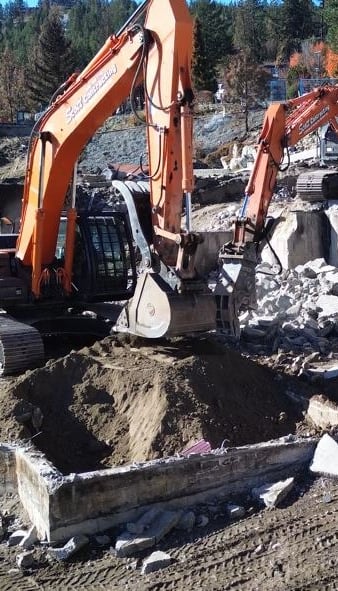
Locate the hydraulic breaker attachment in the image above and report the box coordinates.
[211,243,257,338]
[115,271,217,338]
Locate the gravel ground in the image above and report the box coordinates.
[79,109,265,173]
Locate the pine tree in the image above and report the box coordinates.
[233,0,266,63]
[324,0,338,53]
[190,0,233,73]
[28,6,74,108]
[0,46,25,120]
[191,16,217,91]
[279,0,316,59]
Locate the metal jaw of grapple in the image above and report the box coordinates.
[211,242,257,338]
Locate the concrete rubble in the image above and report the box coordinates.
[238,257,338,375]
[47,535,89,561]
[310,434,338,477]
[116,510,181,558]
[8,529,27,547]
[252,477,295,508]
[19,525,37,549]
[141,551,172,575]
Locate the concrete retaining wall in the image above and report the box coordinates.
[0,437,316,542]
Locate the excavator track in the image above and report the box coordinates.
[0,315,44,376]
[296,169,338,201]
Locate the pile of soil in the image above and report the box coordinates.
[0,337,303,474]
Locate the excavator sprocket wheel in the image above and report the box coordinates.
[0,316,44,376]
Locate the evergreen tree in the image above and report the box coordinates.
[279,0,316,59]
[67,0,136,69]
[28,6,74,108]
[0,46,25,120]
[190,0,233,72]
[192,16,217,91]
[264,0,284,62]
[233,0,266,63]
[324,0,338,52]
[107,0,137,34]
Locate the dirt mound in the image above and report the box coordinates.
[0,338,302,474]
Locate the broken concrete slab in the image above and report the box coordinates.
[48,535,89,561]
[126,507,162,535]
[19,525,37,550]
[307,395,338,429]
[146,510,181,543]
[115,532,155,558]
[310,434,338,477]
[252,477,295,508]
[317,295,338,318]
[16,550,35,569]
[141,551,172,575]
[261,211,329,270]
[8,529,27,547]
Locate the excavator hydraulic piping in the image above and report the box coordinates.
[116,0,149,37]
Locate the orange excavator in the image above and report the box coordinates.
[1,0,338,375]
[0,0,218,375]
[219,84,338,330]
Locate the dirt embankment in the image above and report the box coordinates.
[0,337,303,474]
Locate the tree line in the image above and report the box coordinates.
[0,0,335,122]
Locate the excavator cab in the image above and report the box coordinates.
[54,207,137,302]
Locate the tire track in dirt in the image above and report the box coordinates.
[0,478,337,590]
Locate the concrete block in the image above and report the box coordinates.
[8,529,27,547]
[307,395,338,428]
[127,507,162,534]
[48,535,89,561]
[176,511,196,531]
[252,477,295,508]
[146,510,181,543]
[19,526,38,549]
[227,503,245,519]
[317,295,338,318]
[115,532,155,558]
[310,434,338,477]
[16,550,35,569]
[141,551,172,575]
[261,211,329,270]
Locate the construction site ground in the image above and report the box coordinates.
[0,113,336,588]
[0,475,337,590]
[1,336,338,589]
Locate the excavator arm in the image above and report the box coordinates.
[233,85,338,245]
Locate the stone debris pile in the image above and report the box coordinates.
[239,257,338,370]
